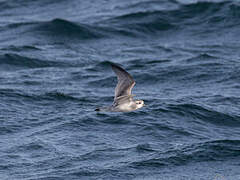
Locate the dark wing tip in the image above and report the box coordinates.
[110,62,124,72]
[110,62,136,98]
[110,62,134,80]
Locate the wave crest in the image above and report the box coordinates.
[0,53,68,69]
[168,103,240,126]
[104,1,240,35]
[36,18,104,39]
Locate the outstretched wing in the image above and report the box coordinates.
[111,63,135,100]
[113,94,135,106]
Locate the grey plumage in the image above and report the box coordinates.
[95,63,144,112]
[111,63,135,101]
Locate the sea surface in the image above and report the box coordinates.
[1,0,240,179]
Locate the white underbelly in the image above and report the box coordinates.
[117,102,134,112]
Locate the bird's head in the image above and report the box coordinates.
[135,100,144,109]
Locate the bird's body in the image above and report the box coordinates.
[95,63,144,112]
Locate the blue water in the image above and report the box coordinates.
[1,0,240,179]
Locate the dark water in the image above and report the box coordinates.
[1,0,240,179]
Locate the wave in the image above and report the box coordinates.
[35,18,104,39]
[0,45,40,52]
[0,89,80,103]
[3,1,239,40]
[1,1,240,39]
[36,18,146,39]
[2,18,138,40]
[183,53,219,64]
[0,0,67,13]
[129,139,240,168]
[0,1,13,10]
[167,103,240,127]
[0,53,69,69]
[43,92,80,101]
[2,139,239,178]
[1,18,106,41]
[104,1,240,35]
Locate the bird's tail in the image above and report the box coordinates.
[94,106,112,112]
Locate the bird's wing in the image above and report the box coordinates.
[113,94,135,106]
[111,63,135,100]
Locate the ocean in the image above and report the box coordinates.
[0,0,240,179]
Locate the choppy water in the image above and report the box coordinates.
[1,0,240,179]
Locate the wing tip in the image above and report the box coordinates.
[110,62,121,70]
[110,62,128,74]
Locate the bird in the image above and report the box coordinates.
[95,63,144,112]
